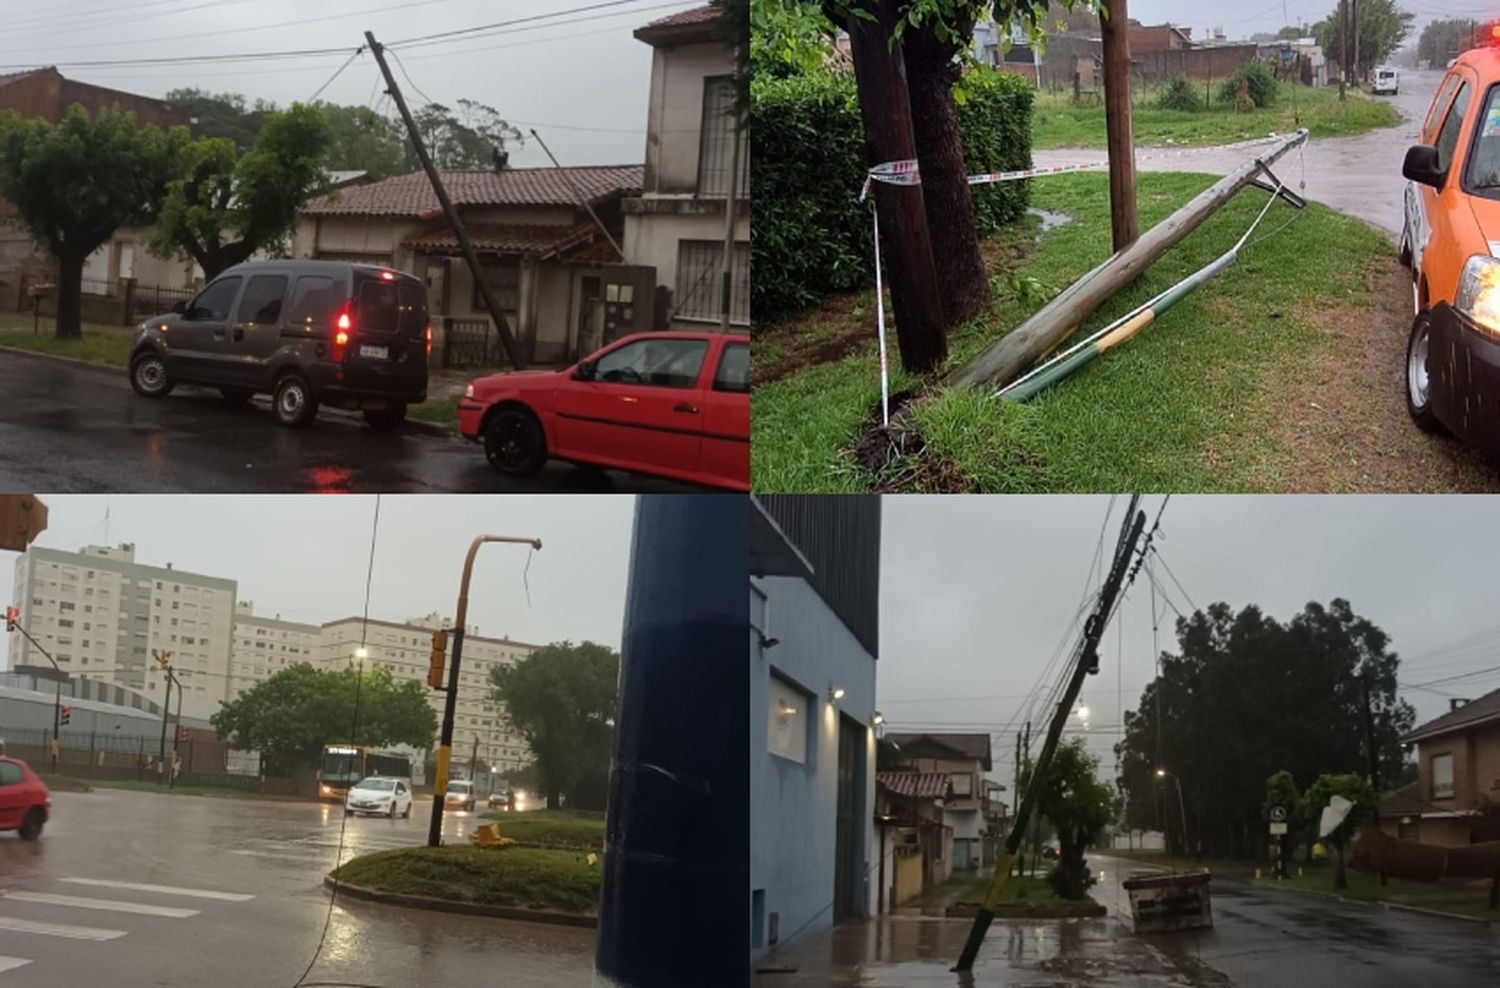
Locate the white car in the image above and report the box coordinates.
[344,777,412,818]
[442,779,476,812]
[1374,68,1400,95]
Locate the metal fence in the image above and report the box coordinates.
[129,281,194,318]
[0,726,302,793]
[442,316,505,369]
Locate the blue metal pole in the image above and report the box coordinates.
[595,494,749,988]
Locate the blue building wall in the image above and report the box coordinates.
[750,576,876,964]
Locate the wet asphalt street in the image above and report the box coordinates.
[0,788,594,987]
[1034,72,1444,237]
[753,855,1500,986]
[0,352,705,493]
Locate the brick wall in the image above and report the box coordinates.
[1134,45,1259,84]
[0,68,185,129]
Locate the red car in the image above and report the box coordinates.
[458,331,749,490]
[0,756,50,840]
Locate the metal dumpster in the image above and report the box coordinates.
[1122,871,1213,932]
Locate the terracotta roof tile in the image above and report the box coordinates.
[641,5,719,28]
[877,771,951,799]
[1403,686,1500,743]
[301,165,643,219]
[634,5,722,43]
[403,221,599,257]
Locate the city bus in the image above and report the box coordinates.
[317,743,413,799]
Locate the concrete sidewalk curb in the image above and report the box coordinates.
[1,344,455,439]
[323,874,598,929]
[1253,879,1500,927]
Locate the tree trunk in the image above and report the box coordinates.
[199,241,257,282]
[1335,841,1348,889]
[903,23,989,328]
[53,252,85,341]
[843,0,948,373]
[547,789,560,810]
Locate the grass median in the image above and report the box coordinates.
[1255,867,1500,922]
[1033,84,1400,149]
[477,809,605,851]
[752,170,1405,493]
[943,873,1104,917]
[332,845,601,915]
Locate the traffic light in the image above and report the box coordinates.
[4,606,17,632]
[427,629,448,690]
[0,495,48,553]
[154,649,172,669]
[59,705,71,726]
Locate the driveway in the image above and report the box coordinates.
[1033,71,1445,236]
[0,788,594,987]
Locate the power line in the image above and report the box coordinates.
[386,0,661,50]
[1150,547,1197,615]
[308,47,365,103]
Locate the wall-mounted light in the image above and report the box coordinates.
[829,685,845,701]
[871,711,884,726]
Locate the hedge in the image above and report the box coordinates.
[751,67,1036,324]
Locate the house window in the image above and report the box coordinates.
[697,75,748,197]
[767,675,808,764]
[674,240,749,324]
[951,773,973,797]
[1432,753,1454,799]
[472,258,521,326]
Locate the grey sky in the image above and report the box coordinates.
[878,495,1500,778]
[0,0,703,167]
[1129,0,1488,41]
[1,494,638,664]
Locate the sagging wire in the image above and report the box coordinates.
[522,544,535,609]
[307,46,364,103]
[292,495,382,988]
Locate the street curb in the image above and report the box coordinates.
[1,344,456,439]
[946,901,1107,919]
[1252,879,1500,927]
[323,874,598,929]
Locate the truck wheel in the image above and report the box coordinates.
[1406,312,1446,435]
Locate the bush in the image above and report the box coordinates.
[1217,62,1279,108]
[751,67,1035,323]
[1158,76,1204,112]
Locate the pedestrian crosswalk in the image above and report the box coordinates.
[0,876,255,979]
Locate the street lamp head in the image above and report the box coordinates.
[355,646,368,660]
[1076,705,1090,720]
[1155,768,1167,778]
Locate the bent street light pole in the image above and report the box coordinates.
[955,497,1146,972]
[427,534,542,849]
[365,31,526,370]
[596,495,747,987]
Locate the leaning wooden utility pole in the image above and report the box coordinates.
[844,0,947,373]
[365,31,526,369]
[1338,0,1348,101]
[955,497,1147,972]
[1352,0,1360,86]
[1100,0,1139,252]
[943,130,1307,393]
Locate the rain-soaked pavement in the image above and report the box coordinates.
[753,854,1500,987]
[0,788,594,986]
[1033,71,1444,238]
[0,351,705,493]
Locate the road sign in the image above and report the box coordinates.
[1270,805,1288,823]
[1270,822,1288,835]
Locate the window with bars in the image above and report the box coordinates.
[674,240,749,324]
[697,76,748,198]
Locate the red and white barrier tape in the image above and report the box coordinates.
[860,158,921,202]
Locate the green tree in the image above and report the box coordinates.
[488,641,619,810]
[149,103,330,280]
[751,0,835,79]
[1313,0,1414,82]
[211,663,438,777]
[164,88,273,151]
[1300,772,1375,889]
[1026,738,1113,899]
[1418,17,1472,67]
[1264,769,1301,875]
[1115,599,1414,860]
[405,100,523,171]
[314,102,407,180]
[0,106,187,340]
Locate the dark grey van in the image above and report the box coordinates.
[128,260,429,429]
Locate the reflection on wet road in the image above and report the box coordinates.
[0,789,593,987]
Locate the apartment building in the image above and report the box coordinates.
[8,544,236,720]
[228,602,321,698]
[317,615,537,775]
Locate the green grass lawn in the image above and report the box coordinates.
[1033,84,1400,149]
[752,170,1391,493]
[407,395,459,428]
[1257,867,1500,922]
[946,873,1056,905]
[0,319,136,367]
[34,774,94,793]
[477,809,605,851]
[332,845,601,914]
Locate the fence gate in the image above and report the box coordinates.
[442,317,499,369]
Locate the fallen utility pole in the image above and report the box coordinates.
[365,31,526,370]
[955,497,1147,972]
[943,129,1308,394]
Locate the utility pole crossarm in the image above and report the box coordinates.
[364,31,526,370]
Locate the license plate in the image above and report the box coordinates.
[359,344,389,360]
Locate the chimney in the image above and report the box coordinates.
[1450,698,1470,711]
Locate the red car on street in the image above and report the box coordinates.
[0,755,50,840]
[458,331,749,490]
